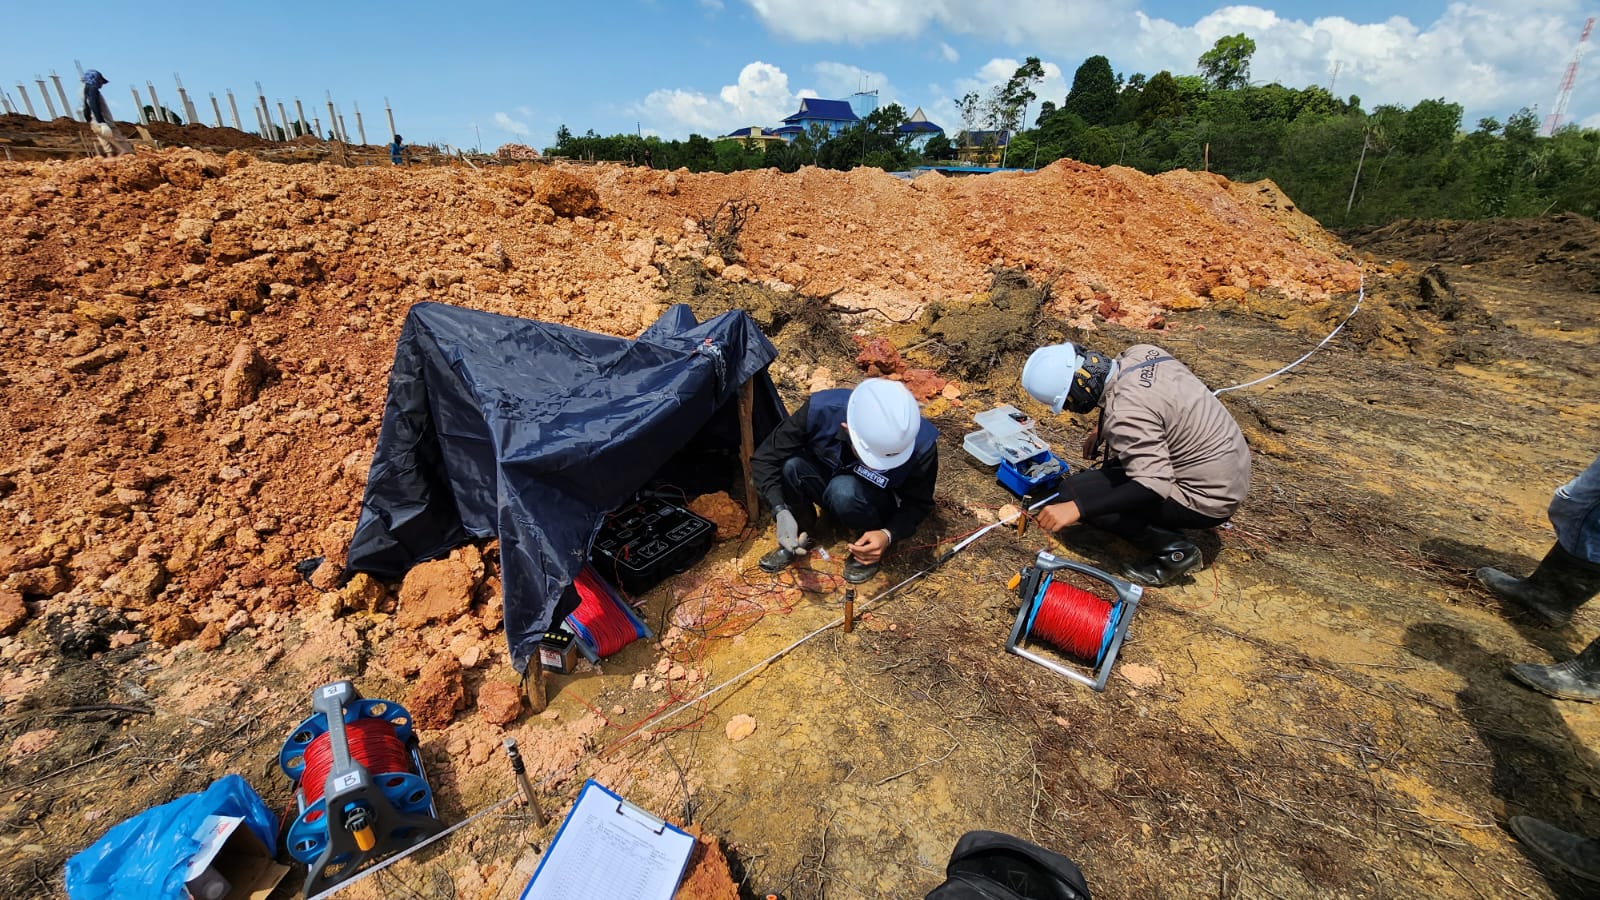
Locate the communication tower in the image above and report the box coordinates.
[1544,17,1595,135]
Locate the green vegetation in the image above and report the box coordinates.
[545,36,1600,225]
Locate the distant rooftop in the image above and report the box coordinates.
[782,98,859,124]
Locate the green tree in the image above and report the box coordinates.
[1395,98,1462,154]
[1199,33,1256,91]
[956,91,984,132]
[1135,71,1183,126]
[1063,55,1118,126]
[994,56,1046,133]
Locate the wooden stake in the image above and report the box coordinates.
[738,379,759,521]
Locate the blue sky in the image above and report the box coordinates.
[3,0,1596,151]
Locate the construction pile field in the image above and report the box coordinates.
[0,142,1597,899]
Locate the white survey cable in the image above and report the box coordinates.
[308,496,1063,898]
[1212,269,1365,396]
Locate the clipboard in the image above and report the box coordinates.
[520,779,695,900]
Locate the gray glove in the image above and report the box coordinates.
[775,508,807,554]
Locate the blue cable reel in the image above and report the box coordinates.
[277,681,444,895]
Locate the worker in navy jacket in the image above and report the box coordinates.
[751,379,939,584]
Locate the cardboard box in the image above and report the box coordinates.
[183,815,289,900]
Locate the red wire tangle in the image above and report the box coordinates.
[300,718,414,805]
[572,566,643,658]
[1031,581,1114,662]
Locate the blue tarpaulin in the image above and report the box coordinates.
[345,302,782,669]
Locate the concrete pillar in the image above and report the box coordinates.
[294,98,308,138]
[35,79,58,119]
[313,115,323,139]
[146,82,166,123]
[276,101,290,140]
[16,84,37,118]
[131,87,148,124]
[353,101,367,145]
[226,90,243,131]
[51,74,75,121]
[1,91,16,115]
[326,96,339,142]
[384,97,396,143]
[254,106,268,138]
[255,83,270,138]
[209,93,223,128]
[176,90,197,126]
[338,113,348,144]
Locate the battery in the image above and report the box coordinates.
[537,630,578,674]
[590,497,715,595]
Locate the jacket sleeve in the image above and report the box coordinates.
[886,443,938,540]
[1067,472,1162,519]
[751,398,812,512]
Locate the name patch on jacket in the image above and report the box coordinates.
[853,464,889,488]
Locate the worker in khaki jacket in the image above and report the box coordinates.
[1021,342,1251,586]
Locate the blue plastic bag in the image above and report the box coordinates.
[65,773,277,899]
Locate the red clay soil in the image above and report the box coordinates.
[0,148,1368,896]
[0,148,1363,652]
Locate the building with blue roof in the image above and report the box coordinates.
[956,129,1011,165]
[780,97,859,139]
[718,126,786,147]
[896,107,945,151]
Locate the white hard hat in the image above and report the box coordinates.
[1021,343,1082,414]
[846,378,921,471]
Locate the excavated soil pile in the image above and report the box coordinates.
[1344,213,1600,293]
[599,159,1361,327]
[0,149,1375,897]
[0,151,1363,651]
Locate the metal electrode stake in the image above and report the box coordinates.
[502,738,547,828]
[842,589,855,634]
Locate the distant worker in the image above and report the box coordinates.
[81,69,131,157]
[1477,454,1600,882]
[752,379,939,584]
[1020,342,1251,586]
[389,133,405,166]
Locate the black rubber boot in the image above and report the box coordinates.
[1510,815,1600,883]
[1511,637,1600,702]
[1478,543,1600,626]
[1121,528,1203,587]
[759,546,796,573]
[843,558,879,584]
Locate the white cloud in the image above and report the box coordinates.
[939,41,960,63]
[811,61,900,106]
[493,111,530,136]
[635,61,805,137]
[700,0,724,9]
[738,0,1600,123]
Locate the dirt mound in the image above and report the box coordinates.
[0,149,1384,896]
[143,120,273,151]
[0,149,1363,660]
[599,159,1360,329]
[1343,214,1600,293]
